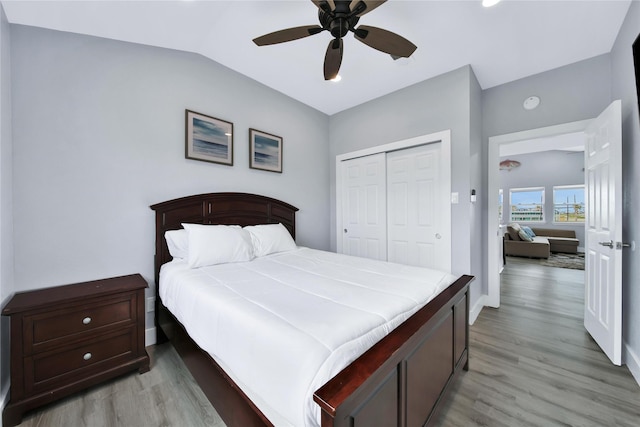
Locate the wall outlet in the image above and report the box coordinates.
[146,297,155,313]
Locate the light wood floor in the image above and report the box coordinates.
[18,258,640,426]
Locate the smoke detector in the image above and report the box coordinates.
[523,96,540,110]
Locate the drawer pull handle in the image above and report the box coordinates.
[82,317,92,325]
[83,352,92,361]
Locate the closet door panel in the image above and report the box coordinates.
[341,153,387,261]
[387,144,442,269]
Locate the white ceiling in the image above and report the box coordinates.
[1,0,632,115]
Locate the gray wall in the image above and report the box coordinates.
[482,54,612,138]
[329,65,483,310]
[611,0,640,380]
[499,150,586,246]
[469,66,483,300]
[0,3,13,406]
[9,25,330,334]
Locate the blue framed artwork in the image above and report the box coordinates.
[249,128,282,173]
[185,109,233,166]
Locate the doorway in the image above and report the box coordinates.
[488,101,625,367]
[486,120,591,308]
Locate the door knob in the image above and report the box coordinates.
[435,233,442,239]
[599,240,614,248]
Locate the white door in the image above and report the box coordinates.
[387,143,449,270]
[584,100,623,365]
[341,153,387,260]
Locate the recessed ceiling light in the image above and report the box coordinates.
[482,0,501,7]
[523,96,541,110]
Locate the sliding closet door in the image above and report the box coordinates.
[387,143,447,270]
[338,133,451,270]
[341,153,387,260]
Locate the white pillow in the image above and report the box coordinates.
[165,229,188,259]
[244,223,297,257]
[182,223,254,268]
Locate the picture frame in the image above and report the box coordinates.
[185,109,233,166]
[249,128,283,173]
[633,33,640,121]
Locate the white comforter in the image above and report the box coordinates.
[159,247,456,427]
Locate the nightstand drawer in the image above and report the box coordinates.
[26,328,136,394]
[25,294,136,353]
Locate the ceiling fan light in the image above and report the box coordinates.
[482,0,501,7]
[331,75,342,82]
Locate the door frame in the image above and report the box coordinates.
[336,130,451,270]
[486,120,590,308]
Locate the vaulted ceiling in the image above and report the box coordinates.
[1,0,631,115]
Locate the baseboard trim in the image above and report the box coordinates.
[145,327,157,347]
[624,341,640,387]
[469,294,486,325]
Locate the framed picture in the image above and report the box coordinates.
[633,33,640,121]
[185,109,233,166]
[249,128,283,173]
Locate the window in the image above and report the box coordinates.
[553,185,585,223]
[510,187,544,222]
[498,189,504,224]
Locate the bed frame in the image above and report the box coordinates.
[150,192,473,427]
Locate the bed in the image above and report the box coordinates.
[150,192,473,427]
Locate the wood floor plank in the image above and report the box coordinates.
[18,344,226,427]
[15,257,640,426]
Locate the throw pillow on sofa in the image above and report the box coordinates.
[518,229,534,242]
[507,223,522,240]
[521,225,536,238]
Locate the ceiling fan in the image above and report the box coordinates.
[252,0,417,80]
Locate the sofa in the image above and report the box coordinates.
[503,223,580,259]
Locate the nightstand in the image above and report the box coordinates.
[2,274,150,426]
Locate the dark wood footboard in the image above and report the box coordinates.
[314,275,472,427]
[151,193,473,427]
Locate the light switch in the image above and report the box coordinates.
[451,192,459,204]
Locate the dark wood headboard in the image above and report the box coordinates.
[150,192,298,286]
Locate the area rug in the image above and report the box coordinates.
[507,252,585,270]
[539,252,585,270]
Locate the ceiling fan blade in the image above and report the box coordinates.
[311,0,335,13]
[324,38,343,80]
[349,0,386,17]
[354,25,417,57]
[253,25,324,46]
